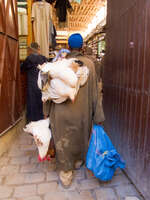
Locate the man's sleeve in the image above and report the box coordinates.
[43,101,51,117]
[92,63,105,124]
[20,56,31,72]
[31,3,36,22]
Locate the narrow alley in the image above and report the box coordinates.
[1,0,150,199]
[0,128,143,200]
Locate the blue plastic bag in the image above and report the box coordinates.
[86,124,125,181]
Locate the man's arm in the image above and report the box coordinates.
[43,101,51,118]
[92,63,105,124]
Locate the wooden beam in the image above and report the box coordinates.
[27,0,33,45]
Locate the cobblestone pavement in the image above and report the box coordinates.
[0,131,144,200]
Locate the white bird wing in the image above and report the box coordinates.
[53,97,68,104]
[76,66,89,86]
[39,62,54,73]
[37,71,42,90]
[33,127,51,159]
[28,119,51,159]
[50,78,74,97]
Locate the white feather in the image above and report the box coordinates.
[40,59,78,87]
[76,66,89,86]
[37,58,89,104]
[23,118,51,159]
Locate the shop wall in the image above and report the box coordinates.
[103,0,150,199]
[86,33,105,60]
[0,0,23,134]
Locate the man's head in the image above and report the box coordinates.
[28,42,40,54]
[68,33,83,50]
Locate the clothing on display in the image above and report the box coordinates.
[18,13,28,35]
[45,0,56,4]
[49,19,57,49]
[51,24,57,49]
[32,1,53,58]
[54,0,73,23]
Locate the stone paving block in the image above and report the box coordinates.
[125,197,140,200]
[79,191,94,200]
[57,179,79,192]
[47,162,57,171]
[74,169,85,180]
[44,192,67,200]
[21,161,55,173]
[1,199,16,200]
[24,173,45,183]
[25,150,37,157]
[20,145,36,151]
[66,191,94,200]
[17,137,33,145]
[8,149,27,157]
[13,184,36,198]
[19,139,33,145]
[0,186,13,199]
[46,171,58,181]
[95,188,117,200]
[5,174,25,185]
[9,149,35,158]
[37,182,58,194]
[114,168,123,176]
[0,176,3,184]
[115,184,141,199]
[10,156,30,165]
[79,178,100,190]
[0,165,19,175]
[9,145,20,151]
[20,164,41,173]
[0,152,8,158]
[66,191,82,200]
[30,156,39,164]
[85,169,95,179]
[100,173,130,187]
[0,157,10,166]
[20,196,42,200]
[35,162,56,172]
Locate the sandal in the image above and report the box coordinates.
[58,170,73,189]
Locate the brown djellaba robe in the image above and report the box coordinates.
[43,51,105,171]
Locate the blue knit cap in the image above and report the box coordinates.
[68,33,83,49]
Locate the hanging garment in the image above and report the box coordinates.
[18,13,28,35]
[45,0,56,4]
[32,1,53,57]
[49,20,57,49]
[54,0,72,22]
[51,25,57,49]
[18,14,22,35]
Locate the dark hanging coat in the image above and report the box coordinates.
[43,51,105,171]
[45,0,56,4]
[21,53,48,122]
[54,0,72,22]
